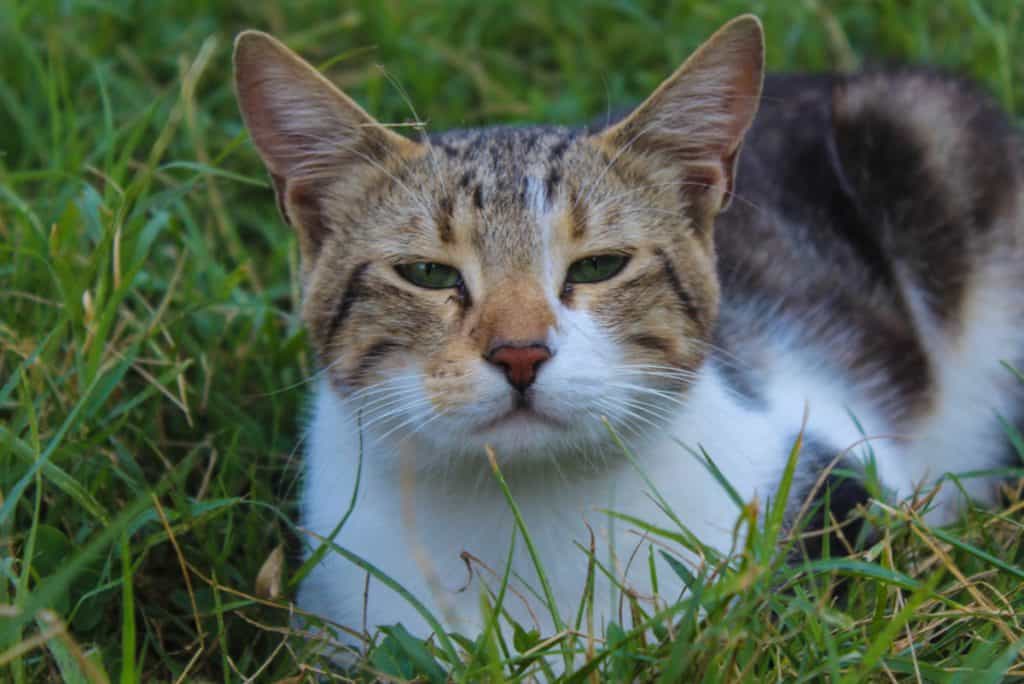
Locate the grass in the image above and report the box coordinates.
[2,0,1024,680]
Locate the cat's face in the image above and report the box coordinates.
[300,127,722,457]
[235,17,763,462]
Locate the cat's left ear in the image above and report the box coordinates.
[592,15,764,226]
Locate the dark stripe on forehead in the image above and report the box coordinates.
[544,167,561,209]
[549,137,571,160]
[520,129,539,152]
[654,248,700,321]
[436,196,454,243]
[569,189,588,240]
[327,262,370,342]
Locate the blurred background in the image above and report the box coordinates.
[1,1,1022,681]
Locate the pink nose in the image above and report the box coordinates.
[486,344,552,392]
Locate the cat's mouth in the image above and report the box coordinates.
[478,404,566,433]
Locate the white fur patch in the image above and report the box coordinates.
[872,268,1023,521]
[525,174,547,219]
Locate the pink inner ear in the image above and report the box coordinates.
[722,69,762,143]
[720,144,741,191]
[285,177,330,255]
[684,166,721,196]
[679,146,742,217]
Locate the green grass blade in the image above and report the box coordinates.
[797,558,921,591]
[0,453,195,645]
[0,357,133,527]
[925,524,1024,581]
[289,414,364,589]
[315,535,459,665]
[485,446,570,670]
[839,570,942,683]
[118,532,136,684]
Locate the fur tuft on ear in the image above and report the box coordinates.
[233,31,422,265]
[593,15,765,226]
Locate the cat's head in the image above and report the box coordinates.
[234,16,763,463]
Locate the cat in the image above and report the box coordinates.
[234,14,1024,659]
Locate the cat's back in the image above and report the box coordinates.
[721,69,1023,318]
[712,69,1024,510]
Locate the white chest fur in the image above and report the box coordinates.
[298,354,902,643]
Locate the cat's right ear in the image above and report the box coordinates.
[234,31,423,266]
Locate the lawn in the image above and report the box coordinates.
[2,1,1023,681]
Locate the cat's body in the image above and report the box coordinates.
[234,17,1024,657]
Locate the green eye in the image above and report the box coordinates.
[395,262,462,289]
[566,254,629,284]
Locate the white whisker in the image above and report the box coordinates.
[257,354,348,397]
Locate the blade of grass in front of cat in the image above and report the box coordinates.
[313,534,459,665]
[484,445,571,672]
[289,413,364,589]
[603,419,713,555]
[468,526,516,678]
